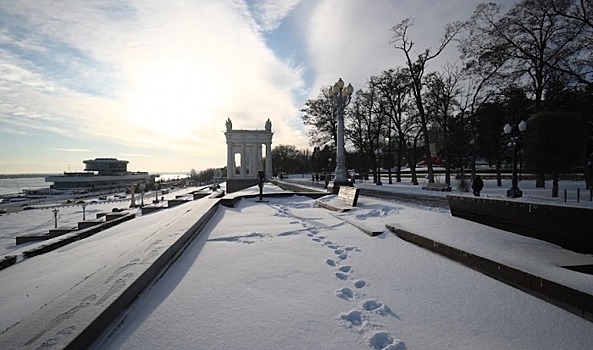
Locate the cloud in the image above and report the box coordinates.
[0,0,521,173]
[0,0,309,172]
[303,0,518,97]
[51,148,91,152]
[249,0,302,32]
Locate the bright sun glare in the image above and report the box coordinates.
[128,62,222,137]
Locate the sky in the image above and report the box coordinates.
[1,180,592,348]
[0,0,517,174]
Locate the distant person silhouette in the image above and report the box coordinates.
[472,175,484,197]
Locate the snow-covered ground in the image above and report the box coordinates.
[0,187,201,256]
[1,180,593,349]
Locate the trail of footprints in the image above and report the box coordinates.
[303,220,406,350]
[274,202,406,349]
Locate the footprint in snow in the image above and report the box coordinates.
[338,265,352,273]
[340,310,364,326]
[335,272,349,280]
[354,280,366,288]
[336,287,355,300]
[362,299,396,317]
[368,331,406,350]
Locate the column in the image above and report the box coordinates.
[226,141,234,179]
[246,147,252,176]
[265,142,272,179]
[257,144,263,171]
[240,142,246,177]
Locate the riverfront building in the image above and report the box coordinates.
[42,158,153,194]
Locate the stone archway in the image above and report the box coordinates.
[224,118,273,193]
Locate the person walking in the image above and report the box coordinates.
[472,175,484,197]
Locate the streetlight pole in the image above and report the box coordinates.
[52,208,59,228]
[327,78,354,192]
[325,157,333,189]
[388,127,393,185]
[81,203,87,220]
[375,148,383,185]
[503,120,527,198]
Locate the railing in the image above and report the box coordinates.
[563,188,593,203]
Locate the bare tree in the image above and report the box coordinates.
[374,68,412,183]
[424,63,463,184]
[466,0,585,111]
[301,88,336,148]
[543,0,593,87]
[391,18,467,183]
[346,79,388,183]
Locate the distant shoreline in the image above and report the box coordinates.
[0,172,190,179]
[0,174,59,179]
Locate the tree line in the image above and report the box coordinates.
[297,0,593,196]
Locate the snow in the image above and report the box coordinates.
[1,179,593,349]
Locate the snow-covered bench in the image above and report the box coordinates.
[317,186,360,212]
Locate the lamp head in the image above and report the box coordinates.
[503,123,512,134]
[345,83,354,96]
[332,82,340,94]
[337,78,345,90]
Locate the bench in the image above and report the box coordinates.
[337,186,360,206]
[422,183,452,192]
[317,186,360,212]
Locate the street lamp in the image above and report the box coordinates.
[52,208,59,228]
[503,120,527,198]
[327,78,354,191]
[375,148,383,186]
[325,157,333,189]
[81,202,87,220]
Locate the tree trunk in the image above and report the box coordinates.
[396,138,403,182]
[424,132,434,183]
[536,173,546,188]
[444,133,450,184]
[496,158,502,187]
[551,172,559,198]
[409,147,418,185]
[372,154,377,183]
[459,164,468,191]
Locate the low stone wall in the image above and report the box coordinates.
[387,225,593,323]
[0,255,16,271]
[269,180,326,198]
[226,179,259,193]
[447,195,593,254]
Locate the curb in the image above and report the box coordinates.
[330,213,383,237]
[386,224,593,323]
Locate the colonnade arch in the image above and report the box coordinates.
[224,118,273,192]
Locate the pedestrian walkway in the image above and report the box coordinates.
[277,178,593,322]
[1,181,591,349]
